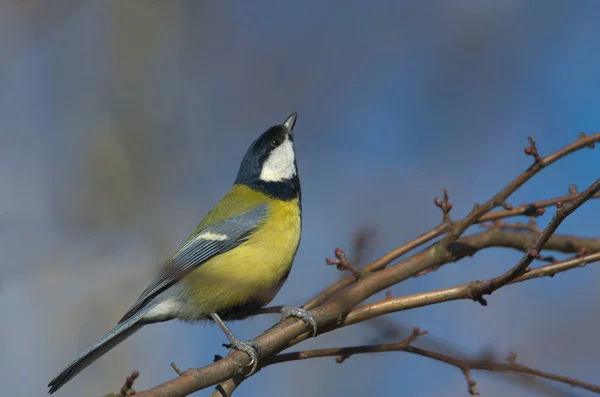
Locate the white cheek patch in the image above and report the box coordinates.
[196,232,228,241]
[260,138,296,182]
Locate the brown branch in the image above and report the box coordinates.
[403,346,600,394]
[319,135,600,328]
[133,133,600,397]
[481,191,599,222]
[260,229,600,316]
[481,217,542,234]
[323,196,600,338]
[263,328,598,395]
[303,223,447,310]
[468,177,600,304]
[364,319,595,397]
[262,327,426,367]
[436,134,599,253]
[255,226,600,392]
[481,217,560,262]
[345,251,600,325]
[303,190,600,310]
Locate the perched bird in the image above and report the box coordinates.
[48,113,316,394]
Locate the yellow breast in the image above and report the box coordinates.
[182,186,301,317]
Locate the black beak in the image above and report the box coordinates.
[282,112,297,134]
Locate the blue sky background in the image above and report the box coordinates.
[1,1,599,396]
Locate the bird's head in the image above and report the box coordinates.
[234,113,300,201]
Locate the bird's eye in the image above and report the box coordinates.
[270,138,280,148]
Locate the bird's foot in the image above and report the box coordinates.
[211,312,260,375]
[280,306,317,337]
[224,336,260,375]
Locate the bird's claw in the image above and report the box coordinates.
[225,336,260,375]
[280,306,318,337]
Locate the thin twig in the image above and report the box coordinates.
[262,329,599,395]
[436,135,597,253]
[262,327,426,367]
[434,188,453,224]
[115,371,139,397]
[468,178,600,304]
[480,218,542,234]
[524,136,542,163]
[569,184,578,195]
[403,346,600,394]
[326,247,363,277]
[170,362,184,376]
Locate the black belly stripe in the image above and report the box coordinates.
[216,299,267,321]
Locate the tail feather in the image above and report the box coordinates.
[48,315,144,394]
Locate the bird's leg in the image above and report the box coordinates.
[280,306,318,337]
[210,313,259,375]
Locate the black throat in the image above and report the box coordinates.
[237,174,301,202]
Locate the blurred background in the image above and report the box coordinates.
[1,1,599,396]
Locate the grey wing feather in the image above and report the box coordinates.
[118,204,268,323]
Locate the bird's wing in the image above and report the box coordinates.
[118,203,268,323]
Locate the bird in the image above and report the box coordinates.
[48,112,316,394]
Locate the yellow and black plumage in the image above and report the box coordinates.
[48,113,314,394]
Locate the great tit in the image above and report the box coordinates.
[48,113,316,394]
